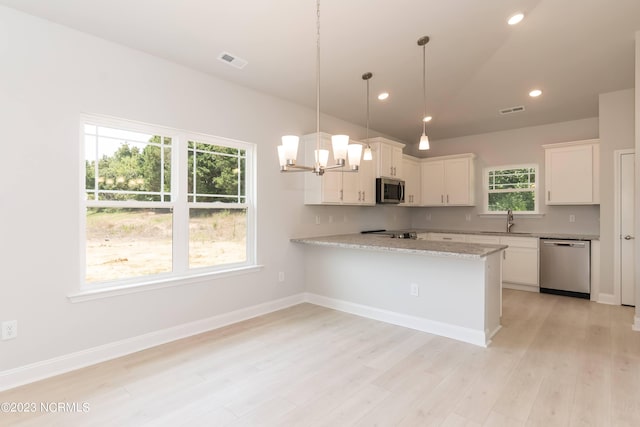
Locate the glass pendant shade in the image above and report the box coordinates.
[314,149,330,167]
[282,135,300,162]
[363,146,373,161]
[419,133,430,150]
[331,134,349,161]
[347,144,363,168]
[277,145,286,167]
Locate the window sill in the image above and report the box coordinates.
[478,213,545,219]
[68,265,264,303]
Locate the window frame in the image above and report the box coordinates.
[483,163,539,215]
[77,114,258,298]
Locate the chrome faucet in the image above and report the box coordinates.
[506,209,514,233]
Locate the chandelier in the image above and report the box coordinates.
[277,0,364,175]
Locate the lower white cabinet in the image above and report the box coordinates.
[425,233,539,292]
[499,236,539,291]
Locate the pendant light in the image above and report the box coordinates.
[277,0,361,175]
[418,35,430,150]
[362,72,373,161]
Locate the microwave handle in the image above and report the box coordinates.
[398,182,404,202]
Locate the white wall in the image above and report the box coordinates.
[598,89,635,297]
[409,118,601,235]
[0,6,406,374]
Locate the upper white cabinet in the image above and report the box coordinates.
[366,137,405,179]
[401,156,421,206]
[543,139,599,205]
[303,133,374,206]
[421,154,476,206]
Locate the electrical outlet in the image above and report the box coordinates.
[569,214,575,223]
[2,320,17,340]
[343,214,348,223]
[465,214,471,222]
[410,283,420,297]
[278,272,285,282]
[329,215,334,223]
[425,213,432,221]
[315,215,320,225]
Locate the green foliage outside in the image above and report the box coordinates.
[487,167,536,211]
[488,192,535,211]
[86,135,245,203]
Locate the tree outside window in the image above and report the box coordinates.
[485,165,538,213]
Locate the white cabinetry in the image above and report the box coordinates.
[499,236,539,291]
[366,137,405,179]
[543,139,599,205]
[303,133,375,206]
[424,232,539,292]
[401,156,421,206]
[427,232,467,242]
[421,154,475,206]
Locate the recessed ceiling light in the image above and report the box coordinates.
[529,89,542,97]
[507,13,524,25]
[377,92,389,100]
[423,116,432,122]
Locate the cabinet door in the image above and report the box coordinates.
[502,247,538,285]
[321,171,343,203]
[392,147,404,179]
[379,144,394,178]
[342,171,359,204]
[545,144,594,204]
[358,154,375,205]
[444,157,471,205]
[402,159,420,205]
[421,161,445,205]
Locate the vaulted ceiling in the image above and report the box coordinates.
[2,0,639,146]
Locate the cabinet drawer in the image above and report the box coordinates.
[500,236,539,248]
[428,233,467,242]
[467,235,501,245]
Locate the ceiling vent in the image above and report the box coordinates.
[499,105,525,115]
[217,51,248,69]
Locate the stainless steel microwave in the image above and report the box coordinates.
[376,177,405,204]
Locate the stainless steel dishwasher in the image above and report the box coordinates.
[539,239,591,299]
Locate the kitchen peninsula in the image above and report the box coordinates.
[292,234,506,347]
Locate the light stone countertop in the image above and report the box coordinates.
[291,234,507,259]
[412,228,599,240]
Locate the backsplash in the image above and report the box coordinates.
[410,205,600,236]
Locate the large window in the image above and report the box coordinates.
[82,115,255,287]
[485,165,538,213]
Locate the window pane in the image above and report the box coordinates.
[188,141,245,203]
[488,192,535,212]
[189,208,247,269]
[85,208,172,283]
[84,126,171,202]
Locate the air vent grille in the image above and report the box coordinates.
[499,105,525,115]
[217,51,248,69]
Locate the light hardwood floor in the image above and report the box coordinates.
[1,289,639,426]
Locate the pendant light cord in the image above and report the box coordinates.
[366,76,370,141]
[422,42,426,135]
[315,0,321,156]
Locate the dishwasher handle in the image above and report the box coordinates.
[542,240,588,248]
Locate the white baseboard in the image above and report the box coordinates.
[633,315,640,332]
[597,293,617,305]
[305,293,489,348]
[502,283,539,293]
[0,293,305,392]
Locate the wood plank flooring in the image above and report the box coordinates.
[1,289,639,426]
